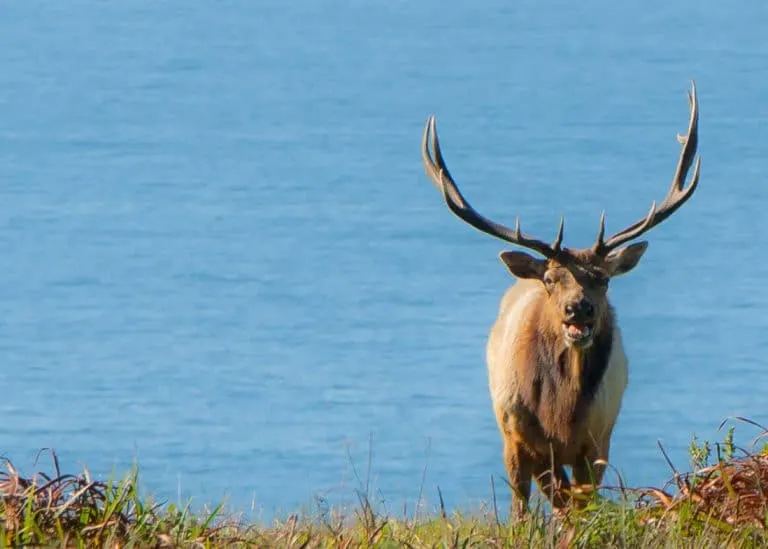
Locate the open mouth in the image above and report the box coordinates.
[562,322,594,346]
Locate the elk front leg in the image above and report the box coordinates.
[572,438,611,506]
[503,439,533,518]
[572,454,607,488]
[531,458,571,511]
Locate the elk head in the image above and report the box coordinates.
[421,82,701,349]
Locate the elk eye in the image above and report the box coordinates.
[543,274,554,287]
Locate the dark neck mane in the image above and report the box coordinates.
[519,307,615,444]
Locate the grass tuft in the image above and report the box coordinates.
[2,420,768,547]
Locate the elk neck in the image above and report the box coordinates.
[519,297,616,439]
[549,305,615,392]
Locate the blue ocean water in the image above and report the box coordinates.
[1,0,767,520]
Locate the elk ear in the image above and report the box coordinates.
[605,241,648,277]
[499,251,547,280]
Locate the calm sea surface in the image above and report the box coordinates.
[1,0,767,519]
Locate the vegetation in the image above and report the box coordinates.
[2,418,768,548]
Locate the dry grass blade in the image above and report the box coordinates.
[638,443,768,531]
[51,481,97,519]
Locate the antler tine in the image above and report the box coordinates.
[595,210,606,244]
[594,81,701,254]
[553,216,565,251]
[421,116,564,259]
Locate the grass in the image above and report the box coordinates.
[3,418,768,548]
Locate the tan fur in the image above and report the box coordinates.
[487,254,630,515]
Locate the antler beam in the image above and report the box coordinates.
[592,81,701,255]
[421,116,565,259]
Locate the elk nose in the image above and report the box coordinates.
[565,299,594,320]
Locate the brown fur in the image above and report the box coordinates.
[488,247,643,516]
[514,299,614,448]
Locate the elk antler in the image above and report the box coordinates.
[421,115,565,259]
[592,81,701,256]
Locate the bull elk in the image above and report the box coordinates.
[420,82,701,516]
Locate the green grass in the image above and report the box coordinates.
[3,419,768,548]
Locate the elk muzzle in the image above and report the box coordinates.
[563,298,595,348]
